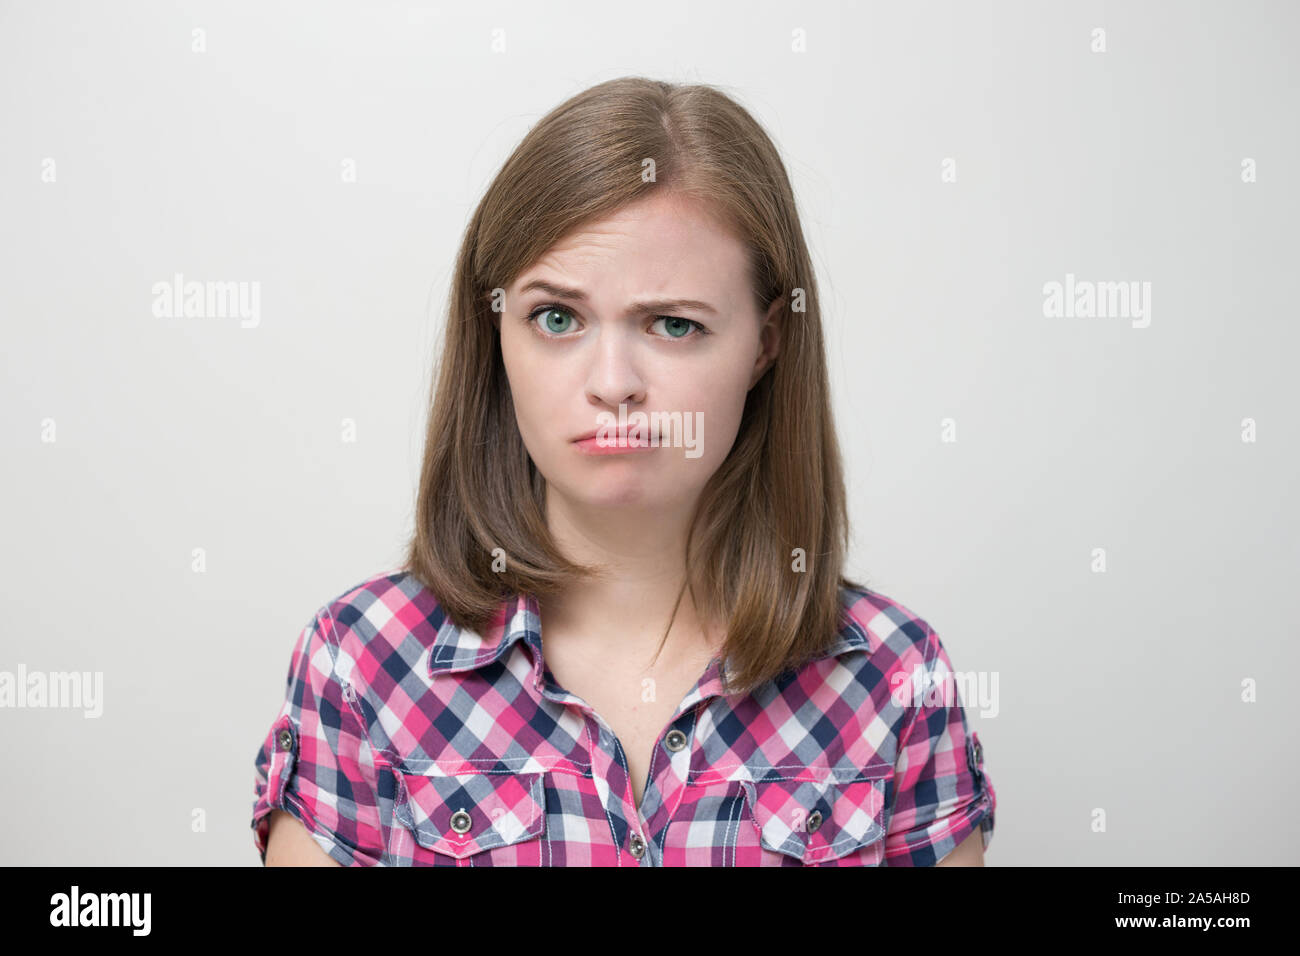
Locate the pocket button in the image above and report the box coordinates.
[394,770,547,861]
[741,774,888,865]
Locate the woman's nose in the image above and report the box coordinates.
[583,328,646,406]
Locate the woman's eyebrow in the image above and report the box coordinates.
[517,278,719,316]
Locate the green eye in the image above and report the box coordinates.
[532,306,575,334]
[654,316,696,338]
[525,305,708,341]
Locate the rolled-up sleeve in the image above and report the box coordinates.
[883,625,996,866]
[251,606,386,866]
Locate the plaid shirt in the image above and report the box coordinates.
[251,569,995,866]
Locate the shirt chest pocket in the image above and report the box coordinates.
[738,772,889,866]
[392,769,547,865]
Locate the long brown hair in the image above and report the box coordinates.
[404,75,866,697]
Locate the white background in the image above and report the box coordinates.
[1,0,1296,865]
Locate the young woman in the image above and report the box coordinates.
[251,76,995,866]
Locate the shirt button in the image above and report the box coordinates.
[449,809,473,834]
[276,729,293,752]
[664,730,687,752]
[805,810,823,834]
[972,737,983,765]
[629,833,646,859]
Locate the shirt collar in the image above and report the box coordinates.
[427,588,873,693]
[427,591,543,676]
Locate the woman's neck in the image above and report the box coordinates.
[539,487,725,670]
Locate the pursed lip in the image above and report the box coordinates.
[572,428,659,443]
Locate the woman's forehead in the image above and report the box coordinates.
[514,203,750,300]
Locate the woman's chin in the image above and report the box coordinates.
[559,482,661,511]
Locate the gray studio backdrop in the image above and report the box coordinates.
[1,0,1296,865]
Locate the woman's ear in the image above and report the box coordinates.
[749,296,783,389]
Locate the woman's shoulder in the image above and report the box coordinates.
[836,580,944,663]
[314,565,439,624]
[304,567,451,667]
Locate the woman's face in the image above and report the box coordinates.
[497,189,780,515]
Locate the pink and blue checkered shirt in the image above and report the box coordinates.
[251,569,995,866]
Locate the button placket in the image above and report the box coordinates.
[967,732,987,787]
[654,720,695,820]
